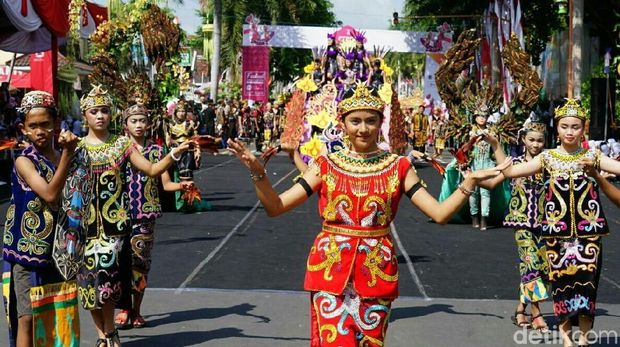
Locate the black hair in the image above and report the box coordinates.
[17,107,58,125]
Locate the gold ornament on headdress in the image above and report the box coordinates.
[461,82,503,118]
[523,121,547,134]
[80,84,112,111]
[337,82,385,117]
[554,98,588,121]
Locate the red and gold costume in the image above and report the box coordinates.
[305,149,412,346]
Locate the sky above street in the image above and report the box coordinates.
[171,0,406,34]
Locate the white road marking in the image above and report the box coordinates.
[177,168,296,291]
[390,222,431,301]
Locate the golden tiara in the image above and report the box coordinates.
[554,98,587,121]
[337,82,384,117]
[80,84,112,111]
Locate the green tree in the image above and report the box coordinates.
[200,0,335,86]
[402,0,564,66]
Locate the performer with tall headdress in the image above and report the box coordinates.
[227,82,508,346]
[497,99,620,347]
[351,30,370,81]
[166,99,199,180]
[435,29,516,227]
[77,85,194,347]
[410,104,428,153]
[322,33,341,82]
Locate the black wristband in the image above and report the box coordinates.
[405,180,426,199]
[298,177,314,197]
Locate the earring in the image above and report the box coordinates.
[343,134,351,149]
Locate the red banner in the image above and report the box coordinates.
[30,50,53,93]
[242,46,269,102]
[0,67,31,89]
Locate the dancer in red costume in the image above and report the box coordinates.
[228,83,508,346]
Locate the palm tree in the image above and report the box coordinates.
[206,0,222,101]
[201,0,334,95]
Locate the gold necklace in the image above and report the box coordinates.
[343,148,384,159]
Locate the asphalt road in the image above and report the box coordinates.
[1,152,619,346]
[146,153,620,302]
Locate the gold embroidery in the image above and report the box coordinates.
[307,234,342,281]
[506,184,528,223]
[142,176,160,213]
[545,180,568,234]
[323,194,353,222]
[362,196,389,226]
[322,224,390,237]
[328,151,399,174]
[3,205,15,246]
[17,198,53,255]
[100,170,128,232]
[319,324,338,343]
[363,240,398,287]
[17,197,54,255]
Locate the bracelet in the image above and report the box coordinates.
[170,148,181,161]
[250,169,267,182]
[458,183,474,196]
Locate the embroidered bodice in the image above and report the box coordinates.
[313,151,410,228]
[80,135,133,239]
[3,145,57,267]
[503,155,545,230]
[303,150,413,298]
[539,148,608,238]
[127,143,163,221]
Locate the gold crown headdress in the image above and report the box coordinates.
[461,82,503,118]
[554,98,587,121]
[337,82,385,117]
[18,91,56,115]
[80,85,112,111]
[522,121,547,134]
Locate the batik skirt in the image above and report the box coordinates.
[130,220,156,294]
[310,284,392,347]
[515,229,550,304]
[545,236,602,324]
[77,233,132,310]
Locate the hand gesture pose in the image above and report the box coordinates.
[58,129,79,152]
[227,138,264,174]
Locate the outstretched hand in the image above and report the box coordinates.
[481,132,499,147]
[579,157,615,178]
[227,138,264,173]
[176,139,197,153]
[469,157,511,181]
[408,150,426,160]
[180,181,194,190]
